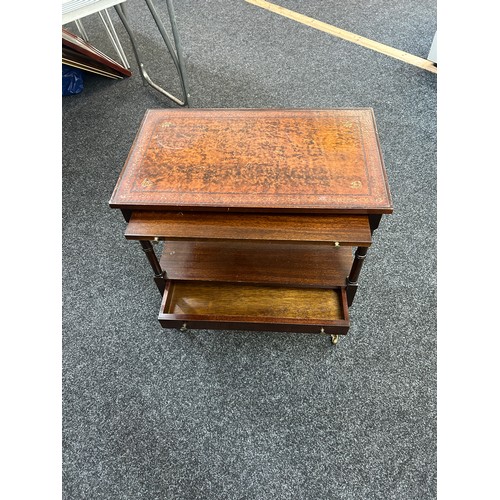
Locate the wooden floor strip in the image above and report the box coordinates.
[245,0,437,74]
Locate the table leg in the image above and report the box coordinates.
[139,240,167,294]
[114,2,189,106]
[368,214,382,234]
[346,246,368,306]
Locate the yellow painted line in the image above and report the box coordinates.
[245,0,437,74]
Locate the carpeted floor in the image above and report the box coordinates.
[62,1,436,498]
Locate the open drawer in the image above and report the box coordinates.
[158,280,350,335]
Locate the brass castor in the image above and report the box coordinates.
[321,328,339,346]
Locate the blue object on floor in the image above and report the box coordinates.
[62,64,84,96]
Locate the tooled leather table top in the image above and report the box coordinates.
[109,108,393,214]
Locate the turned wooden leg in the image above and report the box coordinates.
[368,214,382,234]
[139,240,167,294]
[346,246,368,306]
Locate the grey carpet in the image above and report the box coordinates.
[62,0,436,498]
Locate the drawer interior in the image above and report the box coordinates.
[159,281,350,334]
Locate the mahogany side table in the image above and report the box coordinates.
[109,108,393,342]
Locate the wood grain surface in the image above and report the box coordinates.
[159,240,354,287]
[163,281,346,320]
[125,211,372,245]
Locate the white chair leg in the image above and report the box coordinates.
[98,9,130,69]
[74,19,89,41]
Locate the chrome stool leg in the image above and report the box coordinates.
[165,0,190,106]
[114,1,190,106]
[99,9,130,68]
[74,18,89,41]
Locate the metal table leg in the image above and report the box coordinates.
[114,0,190,106]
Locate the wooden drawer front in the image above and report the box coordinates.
[125,211,372,246]
[158,281,350,334]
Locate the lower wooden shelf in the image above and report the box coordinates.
[158,280,350,334]
[159,240,353,287]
